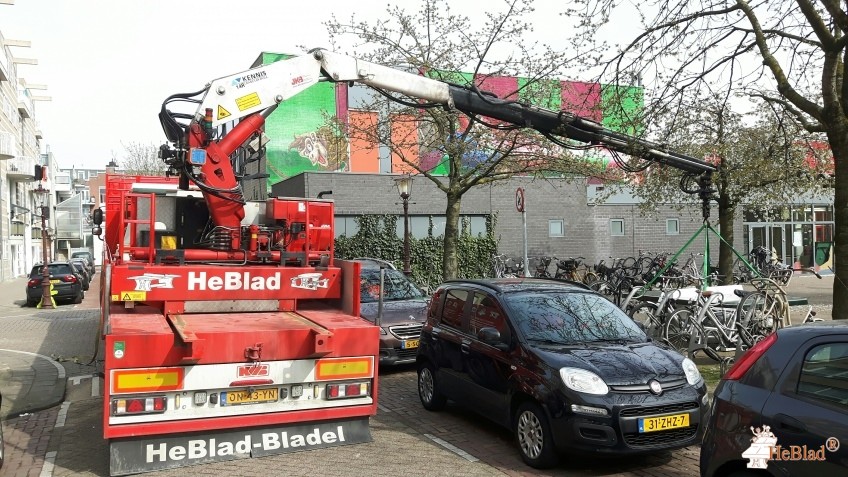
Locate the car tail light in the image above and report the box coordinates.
[724,332,778,380]
[27,278,41,287]
[61,275,78,283]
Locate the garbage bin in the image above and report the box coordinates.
[815,242,832,266]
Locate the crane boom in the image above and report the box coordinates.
[194,48,714,175]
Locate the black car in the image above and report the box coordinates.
[416,278,708,468]
[69,260,90,291]
[356,259,429,366]
[700,321,848,477]
[25,262,84,306]
[0,390,4,470]
[70,250,96,275]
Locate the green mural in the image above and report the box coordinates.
[600,85,644,136]
[260,53,343,189]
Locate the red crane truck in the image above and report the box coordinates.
[94,48,715,475]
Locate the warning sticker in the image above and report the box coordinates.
[235,92,261,111]
[116,291,146,301]
[217,104,231,120]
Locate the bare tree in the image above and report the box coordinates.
[569,1,847,316]
[622,97,831,283]
[323,0,611,280]
[119,142,167,176]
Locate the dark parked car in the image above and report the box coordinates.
[25,262,84,306]
[69,260,90,291]
[356,259,429,366]
[70,250,96,275]
[0,390,4,470]
[700,321,848,477]
[416,278,709,468]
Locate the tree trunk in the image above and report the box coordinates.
[442,192,462,280]
[829,126,848,319]
[717,196,736,286]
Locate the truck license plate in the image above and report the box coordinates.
[638,413,689,433]
[221,387,278,406]
[402,339,419,349]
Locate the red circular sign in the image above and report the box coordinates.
[515,188,525,212]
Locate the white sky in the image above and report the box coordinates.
[1,0,623,170]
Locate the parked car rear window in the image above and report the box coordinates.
[798,343,848,408]
[30,264,72,276]
[504,291,645,344]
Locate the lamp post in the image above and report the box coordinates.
[36,185,54,309]
[394,174,414,276]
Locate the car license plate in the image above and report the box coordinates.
[221,387,278,406]
[50,279,61,284]
[638,413,689,433]
[402,339,419,349]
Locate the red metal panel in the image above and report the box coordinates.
[105,308,378,367]
[109,264,342,302]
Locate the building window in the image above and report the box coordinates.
[666,218,680,235]
[610,219,625,236]
[549,219,564,237]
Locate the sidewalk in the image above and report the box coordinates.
[0,276,68,420]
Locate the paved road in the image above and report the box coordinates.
[0,273,836,476]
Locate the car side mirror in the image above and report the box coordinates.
[478,327,510,351]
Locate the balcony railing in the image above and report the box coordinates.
[0,130,18,159]
[18,89,33,119]
[7,155,37,180]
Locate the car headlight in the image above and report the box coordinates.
[560,367,609,395]
[682,357,702,385]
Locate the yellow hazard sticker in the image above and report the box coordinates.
[217,104,231,120]
[235,92,261,111]
[115,291,146,301]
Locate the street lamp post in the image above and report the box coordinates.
[394,175,414,276]
[36,185,55,309]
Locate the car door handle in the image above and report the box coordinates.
[461,343,471,354]
[774,413,807,433]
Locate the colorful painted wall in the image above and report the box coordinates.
[258,52,643,184]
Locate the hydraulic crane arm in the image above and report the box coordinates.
[193,48,715,175]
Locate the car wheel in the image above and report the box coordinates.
[74,291,83,304]
[417,361,446,411]
[514,401,558,468]
[26,298,38,307]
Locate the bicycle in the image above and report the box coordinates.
[532,256,553,278]
[553,257,599,285]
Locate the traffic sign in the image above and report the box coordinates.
[515,187,525,212]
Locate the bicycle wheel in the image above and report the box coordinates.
[620,257,638,277]
[663,309,696,353]
[589,280,616,303]
[629,302,661,338]
[737,291,778,346]
[636,257,654,278]
[582,271,600,286]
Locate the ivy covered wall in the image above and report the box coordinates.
[334,214,498,289]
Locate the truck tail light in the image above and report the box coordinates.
[724,332,778,380]
[325,382,370,400]
[112,396,168,415]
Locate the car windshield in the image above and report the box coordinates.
[360,268,424,303]
[504,290,645,344]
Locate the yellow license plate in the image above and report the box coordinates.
[50,279,61,284]
[639,413,690,433]
[402,339,419,349]
[221,387,278,406]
